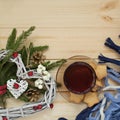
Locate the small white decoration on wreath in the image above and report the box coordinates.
[0,50,56,120]
[7,79,28,99]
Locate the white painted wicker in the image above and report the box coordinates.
[0,50,56,120]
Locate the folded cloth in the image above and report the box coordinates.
[58,118,68,120]
[98,54,120,66]
[98,37,120,66]
[105,37,120,54]
[75,102,101,120]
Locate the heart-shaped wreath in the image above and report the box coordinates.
[0,27,65,120]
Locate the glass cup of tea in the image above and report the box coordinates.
[56,55,97,102]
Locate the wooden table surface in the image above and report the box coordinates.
[0,0,120,120]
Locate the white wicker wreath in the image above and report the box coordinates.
[0,50,56,120]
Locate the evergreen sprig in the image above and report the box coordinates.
[0,50,13,71]
[0,26,36,82]
[1,26,35,70]
[30,44,48,56]
[20,42,48,66]
[6,28,17,50]
[42,59,66,71]
[14,26,35,51]
[6,26,35,51]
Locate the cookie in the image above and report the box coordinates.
[92,85,99,92]
[96,79,104,87]
[83,92,99,107]
[89,61,97,70]
[69,92,84,103]
[95,64,107,80]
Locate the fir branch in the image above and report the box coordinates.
[13,26,35,51]
[6,28,17,50]
[19,43,48,67]
[18,94,29,102]
[29,42,34,52]
[2,62,16,75]
[28,42,48,58]
[42,61,50,67]
[0,50,13,72]
[33,45,48,51]
[0,26,35,71]
[45,59,66,71]
[0,62,17,85]
[19,46,27,65]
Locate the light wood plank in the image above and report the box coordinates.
[0,0,120,28]
[0,28,120,59]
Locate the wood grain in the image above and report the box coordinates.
[0,28,120,59]
[0,0,120,120]
[0,0,120,28]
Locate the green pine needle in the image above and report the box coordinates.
[0,50,13,71]
[30,45,48,56]
[18,94,29,102]
[33,45,48,52]
[45,59,66,71]
[6,28,17,50]
[19,46,27,65]
[42,61,51,66]
[19,42,48,66]
[6,26,35,51]
[28,42,48,56]
[14,26,35,51]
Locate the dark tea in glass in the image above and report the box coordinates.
[64,62,96,94]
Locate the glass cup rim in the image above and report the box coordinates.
[63,61,96,94]
[56,55,97,103]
